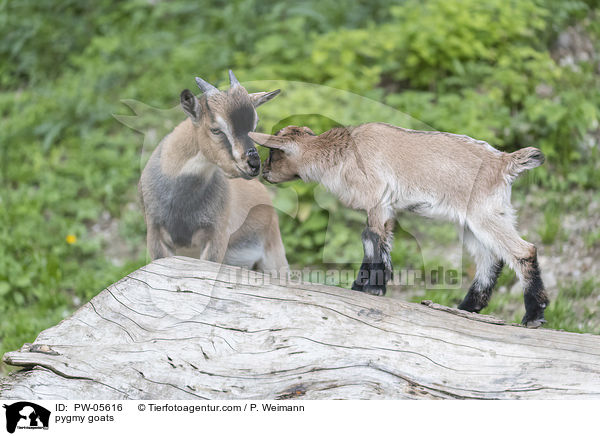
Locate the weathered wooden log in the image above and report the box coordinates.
[2,256,599,399]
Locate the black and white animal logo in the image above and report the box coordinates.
[3,402,50,433]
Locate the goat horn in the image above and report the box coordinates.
[228,69,240,87]
[195,77,218,95]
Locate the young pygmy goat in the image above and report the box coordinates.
[139,71,288,273]
[249,124,549,327]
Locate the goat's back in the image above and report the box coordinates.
[353,123,509,195]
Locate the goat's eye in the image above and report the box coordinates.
[210,128,223,135]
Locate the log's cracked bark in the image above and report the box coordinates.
[1,257,600,400]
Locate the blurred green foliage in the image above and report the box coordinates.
[1,0,600,368]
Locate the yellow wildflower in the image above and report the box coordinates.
[66,234,77,244]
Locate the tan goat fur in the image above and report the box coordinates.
[139,71,288,274]
[250,123,549,326]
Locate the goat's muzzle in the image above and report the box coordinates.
[245,149,261,177]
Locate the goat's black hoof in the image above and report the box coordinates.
[522,301,547,328]
[522,317,546,328]
[522,312,547,328]
[457,296,482,313]
[351,281,364,292]
[362,284,386,296]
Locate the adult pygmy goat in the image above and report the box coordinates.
[249,124,549,327]
[139,70,288,273]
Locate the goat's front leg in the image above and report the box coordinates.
[352,208,395,296]
[201,228,229,265]
[147,221,175,260]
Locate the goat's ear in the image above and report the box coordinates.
[180,89,201,122]
[248,132,290,150]
[249,89,281,108]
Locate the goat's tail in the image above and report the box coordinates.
[505,147,545,183]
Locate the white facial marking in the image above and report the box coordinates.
[215,115,240,159]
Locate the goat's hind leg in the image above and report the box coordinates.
[467,217,549,327]
[458,227,504,312]
[517,248,547,327]
[255,223,290,279]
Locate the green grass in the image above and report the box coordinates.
[585,229,600,248]
[539,207,563,244]
[544,287,600,335]
[559,277,599,301]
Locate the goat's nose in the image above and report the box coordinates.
[247,150,260,168]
